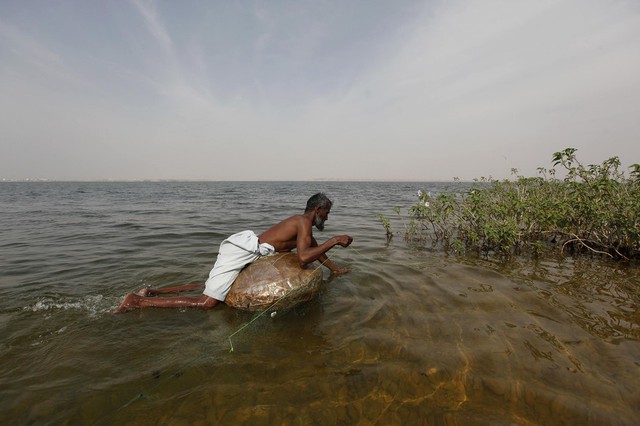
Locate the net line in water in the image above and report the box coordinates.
[345,244,432,273]
[114,253,333,413]
[227,253,329,352]
[114,246,423,413]
[225,245,428,350]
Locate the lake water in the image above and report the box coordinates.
[1,181,638,425]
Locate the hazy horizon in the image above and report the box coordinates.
[0,177,467,183]
[2,1,639,181]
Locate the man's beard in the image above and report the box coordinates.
[313,216,326,231]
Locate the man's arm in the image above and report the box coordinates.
[311,237,350,274]
[316,252,350,274]
[296,218,352,266]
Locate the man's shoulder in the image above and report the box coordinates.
[270,214,315,233]
[261,214,310,242]
[278,214,308,227]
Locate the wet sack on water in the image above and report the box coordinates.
[225,252,323,311]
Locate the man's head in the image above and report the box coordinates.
[305,193,333,231]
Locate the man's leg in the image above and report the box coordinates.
[136,284,204,296]
[115,293,219,313]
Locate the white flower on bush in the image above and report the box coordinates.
[424,202,430,207]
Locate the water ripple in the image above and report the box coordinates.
[1,182,638,424]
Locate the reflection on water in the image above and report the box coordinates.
[0,182,638,425]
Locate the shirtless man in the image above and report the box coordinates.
[115,193,352,312]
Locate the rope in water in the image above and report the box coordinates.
[345,244,430,272]
[224,244,427,351]
[115,245,425,413]
[227,254,330,352]
[113,255,332,415]
[115,336,216,413]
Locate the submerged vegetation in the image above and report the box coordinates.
[380,148,640,260]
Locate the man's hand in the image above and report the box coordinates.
[333,235,353,247]
[331,267,350,275]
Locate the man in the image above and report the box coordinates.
[115,193,352,312]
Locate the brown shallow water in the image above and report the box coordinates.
[1,182,638,425]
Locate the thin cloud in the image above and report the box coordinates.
[0,20,63,70]
[300,0,640,179]
[0,19,82,88]
[0,0,638,181]
[130,0,174,57]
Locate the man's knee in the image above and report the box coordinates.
[199,295,220,309]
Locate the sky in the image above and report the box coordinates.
[1,0,639,181]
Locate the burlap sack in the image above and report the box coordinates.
[225,252,323,311]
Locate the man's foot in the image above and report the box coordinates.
[115,293,139,313]
[136,288,151,296]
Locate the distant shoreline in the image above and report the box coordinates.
[0,178,465,183]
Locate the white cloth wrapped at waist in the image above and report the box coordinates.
[203,230,275,301]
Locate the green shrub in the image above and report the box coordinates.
[390,149,640,260]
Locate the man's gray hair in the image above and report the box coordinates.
[305,193,333,213]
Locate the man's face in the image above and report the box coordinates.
[313,207,330,231]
